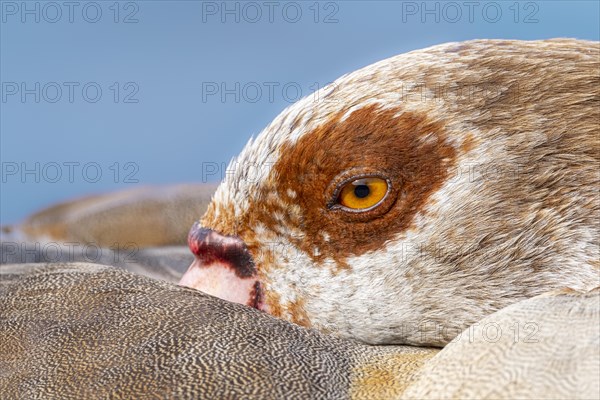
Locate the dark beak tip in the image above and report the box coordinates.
[186,223,257,279]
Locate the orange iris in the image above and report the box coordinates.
[338,177,388,210]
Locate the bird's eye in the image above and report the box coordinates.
[336,177,389,210]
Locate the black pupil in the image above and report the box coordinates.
[354,184,370,199]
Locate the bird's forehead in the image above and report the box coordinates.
[204,43,469,259]
[215,54,451,211]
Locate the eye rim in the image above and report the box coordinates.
[326,170,395,216]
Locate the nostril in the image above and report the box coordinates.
[187,221,256,278]
[187,223,208,256]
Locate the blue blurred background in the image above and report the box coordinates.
[1,0,598,224]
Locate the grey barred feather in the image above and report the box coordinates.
[0,263,435,399]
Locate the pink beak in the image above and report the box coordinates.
[179,222,264,310]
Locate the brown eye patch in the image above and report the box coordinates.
[248,104,460,269]
[233,104,459,270]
